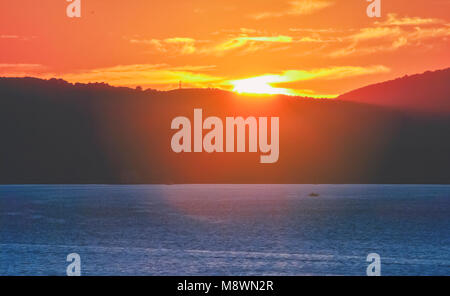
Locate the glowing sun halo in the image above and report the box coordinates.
[230,75,296,96]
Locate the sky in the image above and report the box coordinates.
[0,0,449,97]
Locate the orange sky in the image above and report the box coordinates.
[0,0,449,97]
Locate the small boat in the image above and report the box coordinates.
[308,192,320,197]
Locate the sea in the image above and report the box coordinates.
[0,184,449,275]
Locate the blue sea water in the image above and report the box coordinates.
[0,184,449,276]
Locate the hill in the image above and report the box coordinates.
[0,76,449,184]
[338,68,450,113]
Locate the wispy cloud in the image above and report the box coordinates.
[328,14,450,57]
[0,64,44,75]
[230,65,390,97]
[130,37,199,55]
[375,13,445,26]
[350,27,403,41]
[0,35,19,39]
[213,35,292,53]
[0,35,37,41]
[0,63,42,68]
[42,64,224,89]
[130,34,293,56]
[163,37,197,54]
[250,0,334,20]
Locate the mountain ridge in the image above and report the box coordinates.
[0,71,449,184]
[338,68,450,113]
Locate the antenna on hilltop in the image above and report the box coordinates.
[179,80,182,89]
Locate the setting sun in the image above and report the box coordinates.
[230,75,296,96]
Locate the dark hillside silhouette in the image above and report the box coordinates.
[338,68,450,113]
[0,76,449,184]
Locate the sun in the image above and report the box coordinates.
[229,75,296,96]
[229,74,338,98]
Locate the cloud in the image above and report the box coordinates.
[350,27,402,41]
[281,65,390,81]
[0,35,19,39]
[0,35,37,41]
[0,64,44,75]
[289,28,352,33]
[131,34,293,56]
[130,38,166,51]
[328,14,450,57]
[329,39,408,58]
[229,65,390,97]
[251,0,334,20]
[42,64,224,89]
[0,63,42,68]
[375,13,445,26]
[410,26,450,40]
[130,37,198,54]
[240,28,259,34]
[163,37,197,54]
[214,35,292,52]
